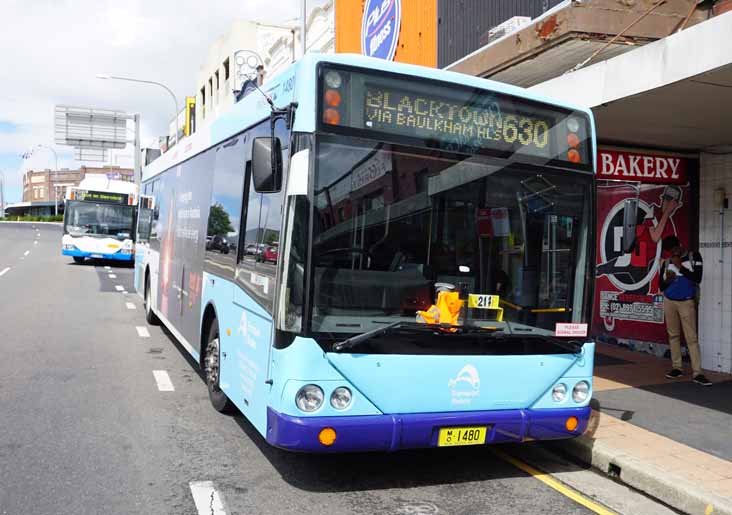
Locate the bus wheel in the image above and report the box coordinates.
[144,276,160,325]
[73,257,84,264]
[204,322,234,413]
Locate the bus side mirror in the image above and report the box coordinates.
[622,198,638,254]
[252,137,282,193]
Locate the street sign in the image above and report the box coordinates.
[54,105,130,150]
[234,50,263,85]
[362,0,402,61]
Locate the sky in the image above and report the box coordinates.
[0,0,307,204]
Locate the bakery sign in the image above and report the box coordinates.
[598,150,687,184]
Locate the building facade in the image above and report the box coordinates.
[22,165,134,204]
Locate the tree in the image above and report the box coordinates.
[208,203,234,236]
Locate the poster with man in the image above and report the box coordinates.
[593,150,692,344]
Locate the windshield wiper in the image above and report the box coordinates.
[331,322,502,352]
[332,321,404,352]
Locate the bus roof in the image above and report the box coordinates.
[142,53,596,183]
[73,176,138,196]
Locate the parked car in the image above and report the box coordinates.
[245,243,258,255]
[206,234,230,254]
[258,243,279,264]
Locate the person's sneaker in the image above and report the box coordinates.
[693,374,712,386]
[665,369,683,379]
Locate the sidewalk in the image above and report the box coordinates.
[557,342,732,515]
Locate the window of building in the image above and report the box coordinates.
[223,58,230,80]
[209,77,214,105]
[214,70,220,105]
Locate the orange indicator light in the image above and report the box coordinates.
[323,108,341,125]
[318,427,337,446]
[567,133,580,148]
[324,89,342,107]
[565,416,579,432]
[567,149,581,163]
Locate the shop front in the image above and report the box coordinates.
[593,149,698,357]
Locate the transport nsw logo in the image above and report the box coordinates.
[448,365,480,406]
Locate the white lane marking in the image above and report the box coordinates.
[115,285,124,291]
[153,370,175,392]
[189,481,227,515]
[108,273,117,279]
[23,250,29,256]
[136,326,150,338]
[122,290,128,294]
[33,240,38,245]
[104,266,111,270]
[0,267,10,277]
[126,302,136,310]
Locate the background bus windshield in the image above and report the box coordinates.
[64,201,135,239]
[308,135,592,336]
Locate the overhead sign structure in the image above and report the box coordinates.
[73,147,107,162]
[361,0,402,61]
[54,105,129,150]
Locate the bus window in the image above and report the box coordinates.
[205,136,246,279]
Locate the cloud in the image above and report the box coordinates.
[0,0,304,202]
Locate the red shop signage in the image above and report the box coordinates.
[597,150,687,184]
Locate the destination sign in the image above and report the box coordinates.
[363,86,553,156]
[318,66,591,168]
[77,190,129,205]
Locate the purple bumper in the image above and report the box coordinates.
[266,406,590,452]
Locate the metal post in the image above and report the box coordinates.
[0,170,5,219]
[300,0,307,57]
[134,114,142,187]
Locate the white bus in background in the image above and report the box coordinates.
[62,177,138,264]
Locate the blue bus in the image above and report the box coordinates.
[63,177,138,263]
[135,54,596,452]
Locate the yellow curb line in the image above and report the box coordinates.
[491,448,619,515]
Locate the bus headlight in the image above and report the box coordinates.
[330,387,352,410]
[296,385,324,412]
[572,381,590,403]
[324,70,342,89]
[552,383,567,402]
[62,244,76,250]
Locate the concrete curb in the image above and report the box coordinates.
[556,436,732,515]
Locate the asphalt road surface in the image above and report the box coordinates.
[0,223,673,515]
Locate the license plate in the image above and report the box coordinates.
[91,254,103,259]
[437,426,487,447]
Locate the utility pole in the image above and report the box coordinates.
[300,0,307,58]
[133,114,141,187]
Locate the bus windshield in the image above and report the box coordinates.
[307,134,593,338]
[64,200,135,240]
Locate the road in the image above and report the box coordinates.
[0,223,673,515]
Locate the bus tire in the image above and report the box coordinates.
[144,274,160,325]
[204,322,234,413]
[73,257,84,264]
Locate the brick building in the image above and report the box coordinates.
[22,165,134,204]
